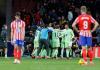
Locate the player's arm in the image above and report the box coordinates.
[37,27,42,31]
[72,17,79,33]
[38,30,41,40]
[61,30,65,38]
[91,17,99,32]
[48,28,53,32]
[70,29,75,39]
[22,22,25,40]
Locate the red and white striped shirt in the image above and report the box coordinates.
[11,20,25,40]
[79,30,92,37]
[74,14,96,37]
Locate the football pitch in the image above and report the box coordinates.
[0,57,100,70]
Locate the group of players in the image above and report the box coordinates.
[11,5,99,65]
[32,23,74,59]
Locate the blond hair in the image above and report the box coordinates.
[81,6,87,13]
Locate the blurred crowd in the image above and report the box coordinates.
[0,0,100,57]
[19,0,100,44]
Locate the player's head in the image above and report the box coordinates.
[40,23,45,28]
[40,23,48,28]
[55,24,60,29]
[15,12,21,20]
[3,24,7,29]
[80,6,87,14]
[65,24,69,29]
[49,23,53,27]
[29,30,33,35]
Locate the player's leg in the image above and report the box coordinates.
[14,46,21,64]
[13,40,24,64]
[37,39,43,58]
[0,41,8,58]
[68,42,72,58]
[21,45,24,56]
[87,37,94,64]
[52,48,58,58]
[61,42,64,58]
[44,39,50,58]
[40,48,47,58]
[32,40,39,57]
[49,39,52,57]
[16,40,24,64]
[31,47,38,58]
[52,40,57,58]
[65,42,70,58]
[4,48,7,58]
[17,46,21,64]
[42,49,46,57]
[39,47,45,58]
[51,39,55,58]
[44,49,47,57]
[32,48,38,57]
[52,40,56,58]
[52,48,55,58]
[66,48,70,58]
[88,47,94,64]
[39,48,43,57]
[13,44,17,63]
[79,36,87,64]
[55,48,58,59]
[55,40,60,59]
[4,41,7,58]
[61,48,64,58]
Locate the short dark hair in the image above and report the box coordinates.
[15,12,21,17]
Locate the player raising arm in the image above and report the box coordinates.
[72,6,99,65]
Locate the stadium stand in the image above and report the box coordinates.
[0,0,100,58]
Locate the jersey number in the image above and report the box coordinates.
[83,21,88,29]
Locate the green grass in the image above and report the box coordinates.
[0,57,100,70]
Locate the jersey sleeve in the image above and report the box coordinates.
[11,22,14,34]
[37,27,42,31]
[75,17,79,23]
[21,21,25,40]
[90,16,96,24]
[72,16,79,26]
[11,22,13,31]
[22,21,25,35]
[48,28,53,32]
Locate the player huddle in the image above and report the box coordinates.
[32,24,74,59]
[11,6,99,65]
